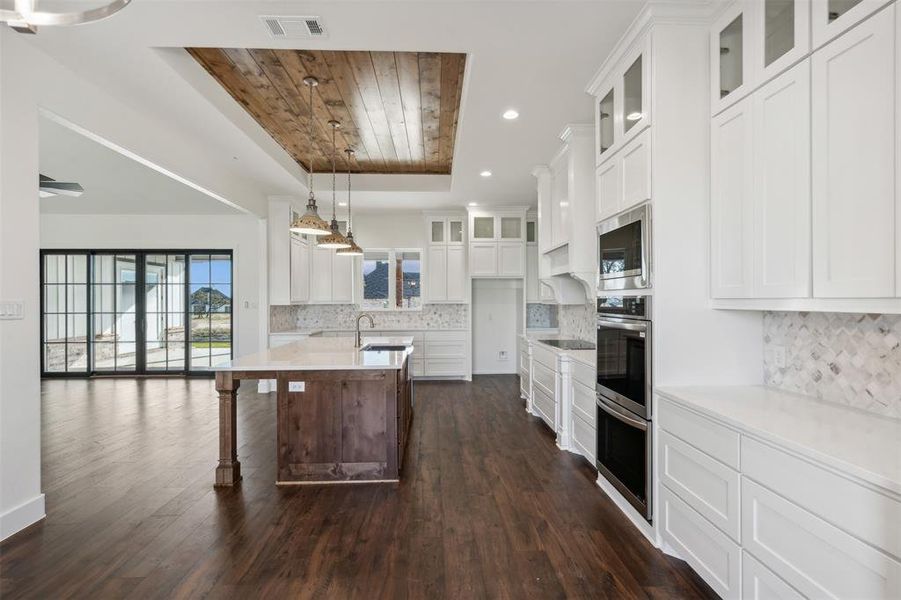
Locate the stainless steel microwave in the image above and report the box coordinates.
[597,204,652,292]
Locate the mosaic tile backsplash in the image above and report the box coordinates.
[558,302,596,343]
[526,303,559,329]
[270,304,468,332]
[763,312,901,419]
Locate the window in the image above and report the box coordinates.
[40,250,232,376]
[361,249,422,310]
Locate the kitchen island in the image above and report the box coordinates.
[213,336,414,486]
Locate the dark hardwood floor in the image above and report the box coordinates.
[0,375,715,599]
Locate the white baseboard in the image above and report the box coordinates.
[1,493,45,541]
[595,475,658,547]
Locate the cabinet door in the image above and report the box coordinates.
[331,254,354,303]
[309,246,333,303]
[526,244,539,302]
[621,128,651,211]
[427,246,447,302]
[753,60,811,298]
[551,165,570,246]
[471,215,496,241]
[756,0,811,82]
[498,242,524,277]
[711,97,754,298]
[712,1,755,115]
[290,237,310,303]
[448,219,465,245]
[470,243,497,277]
[500,216,523,240]
[596,158,621,220]
[429,218,446,244]
[811,0,893,49]
[620,39,651,147]
[446,246,466,302]
[812,6,895,298]
[597,87,616,160]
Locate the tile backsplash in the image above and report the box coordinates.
[558,302,596,342]
[763,312,901,419]
[270,304,468,332]
[526,303,559,329]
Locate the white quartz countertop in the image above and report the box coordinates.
[522,332,596,367]
[657,385,901,494]
[221,336,413,371]
[268,329,322,336]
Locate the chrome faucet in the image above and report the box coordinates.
[355,313,374,348]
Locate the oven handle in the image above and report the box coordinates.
[596,395,648,431]
[596,318,647,333]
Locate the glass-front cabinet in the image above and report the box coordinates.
[712,2,749,113]
[592,37,649,164]
[758,0,810,81]
[428,216,465,245]
[500,216,523,240]
[811,0,889,48]
[471,215,495,240]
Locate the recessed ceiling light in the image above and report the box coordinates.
[468,202,478,206]
[480,170,492,177]
[338,201,348,207]
[502,109,519,120]
[626,112,644,121]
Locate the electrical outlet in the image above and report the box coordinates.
[0,300,24,320]
[498,351,509,361]
[288,381,305,392]
[773,346,786,369]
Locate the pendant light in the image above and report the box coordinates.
[290,76,331,236]
[317,120,352,249]
[337,148,364,256]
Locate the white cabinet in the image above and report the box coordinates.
[742,552,805,600]
[595,158,621,221]
[712,1,753,115]
[812,5,896,298]
[550,157,570,247]
[596,128,651,221]
[467,208,528,278]
[310,245,354,304]
[592,36,651,162]
[755,0,811,82]
[752,60,811,298]
[526,245,539,302]
[711,96,754,298]
[289,235,310,303]
[811,0,893,49]
[425,213,467,303]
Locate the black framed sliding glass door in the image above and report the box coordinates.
[40,250,232,377]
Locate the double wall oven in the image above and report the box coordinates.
[595,295,653,521]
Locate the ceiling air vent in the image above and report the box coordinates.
[260,16,327,39]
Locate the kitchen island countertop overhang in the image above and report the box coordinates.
[213,336,415,487]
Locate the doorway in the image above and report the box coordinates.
[40,250,232,376]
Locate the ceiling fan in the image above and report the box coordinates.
[39,174,84,198]
[1,0,130,34]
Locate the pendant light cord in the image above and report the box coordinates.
[308,81,314,201]
[331,124,337,220]
[346,152,352,230]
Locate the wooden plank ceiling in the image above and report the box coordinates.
[186,48,467,175]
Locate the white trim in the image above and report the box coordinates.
[596,475,658,546]
[360,248,424,311]
[0,494,45,541]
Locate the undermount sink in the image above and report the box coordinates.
[360,344,409,352]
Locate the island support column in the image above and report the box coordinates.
[215,372,241,486]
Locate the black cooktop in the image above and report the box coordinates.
[540,339,596,350]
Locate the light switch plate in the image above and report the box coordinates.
[498,351,509,361]
[0,300,24,320]
[288,381,305,392]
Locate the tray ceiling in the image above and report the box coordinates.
[186,48,466,175]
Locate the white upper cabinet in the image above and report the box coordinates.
[498,242,525,277]
[753,60,811,298]
[711,97,754,298]
[290,236,310,304]
[468,208,528,278]
[712,2,753,114]
[593,37,651,163]
[596,158,621,221]
[310,242,355,304]
[425,213,467,303]
[471,215,496,241]
[756,0,811,83]
[812,4,896,298]
[811,0,893,49]
[595,128,651,222]
[550,156,570,247]
[469,242,498,277]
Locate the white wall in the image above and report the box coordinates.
[40,214,267,360]
[0,28,45,542]
[472,279,523,374]
[351,212,431,249]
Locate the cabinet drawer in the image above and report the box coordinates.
[571,380,596,426]
[424,358,466,377]
[532,385,555,430]
[532,361,556,397]
[532,343,557,369]
[742,477,901,599]
[742,551,804,600]
[519,349,530,372]
[660,485,742,599]
[659,430,741,542]
[425,340,467,359]
[572,414,596,465]
[658,397,740,470]
[742,436,901,559]
[571,359,595,389]
[519,368,530,396]
[425,330,467,342]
